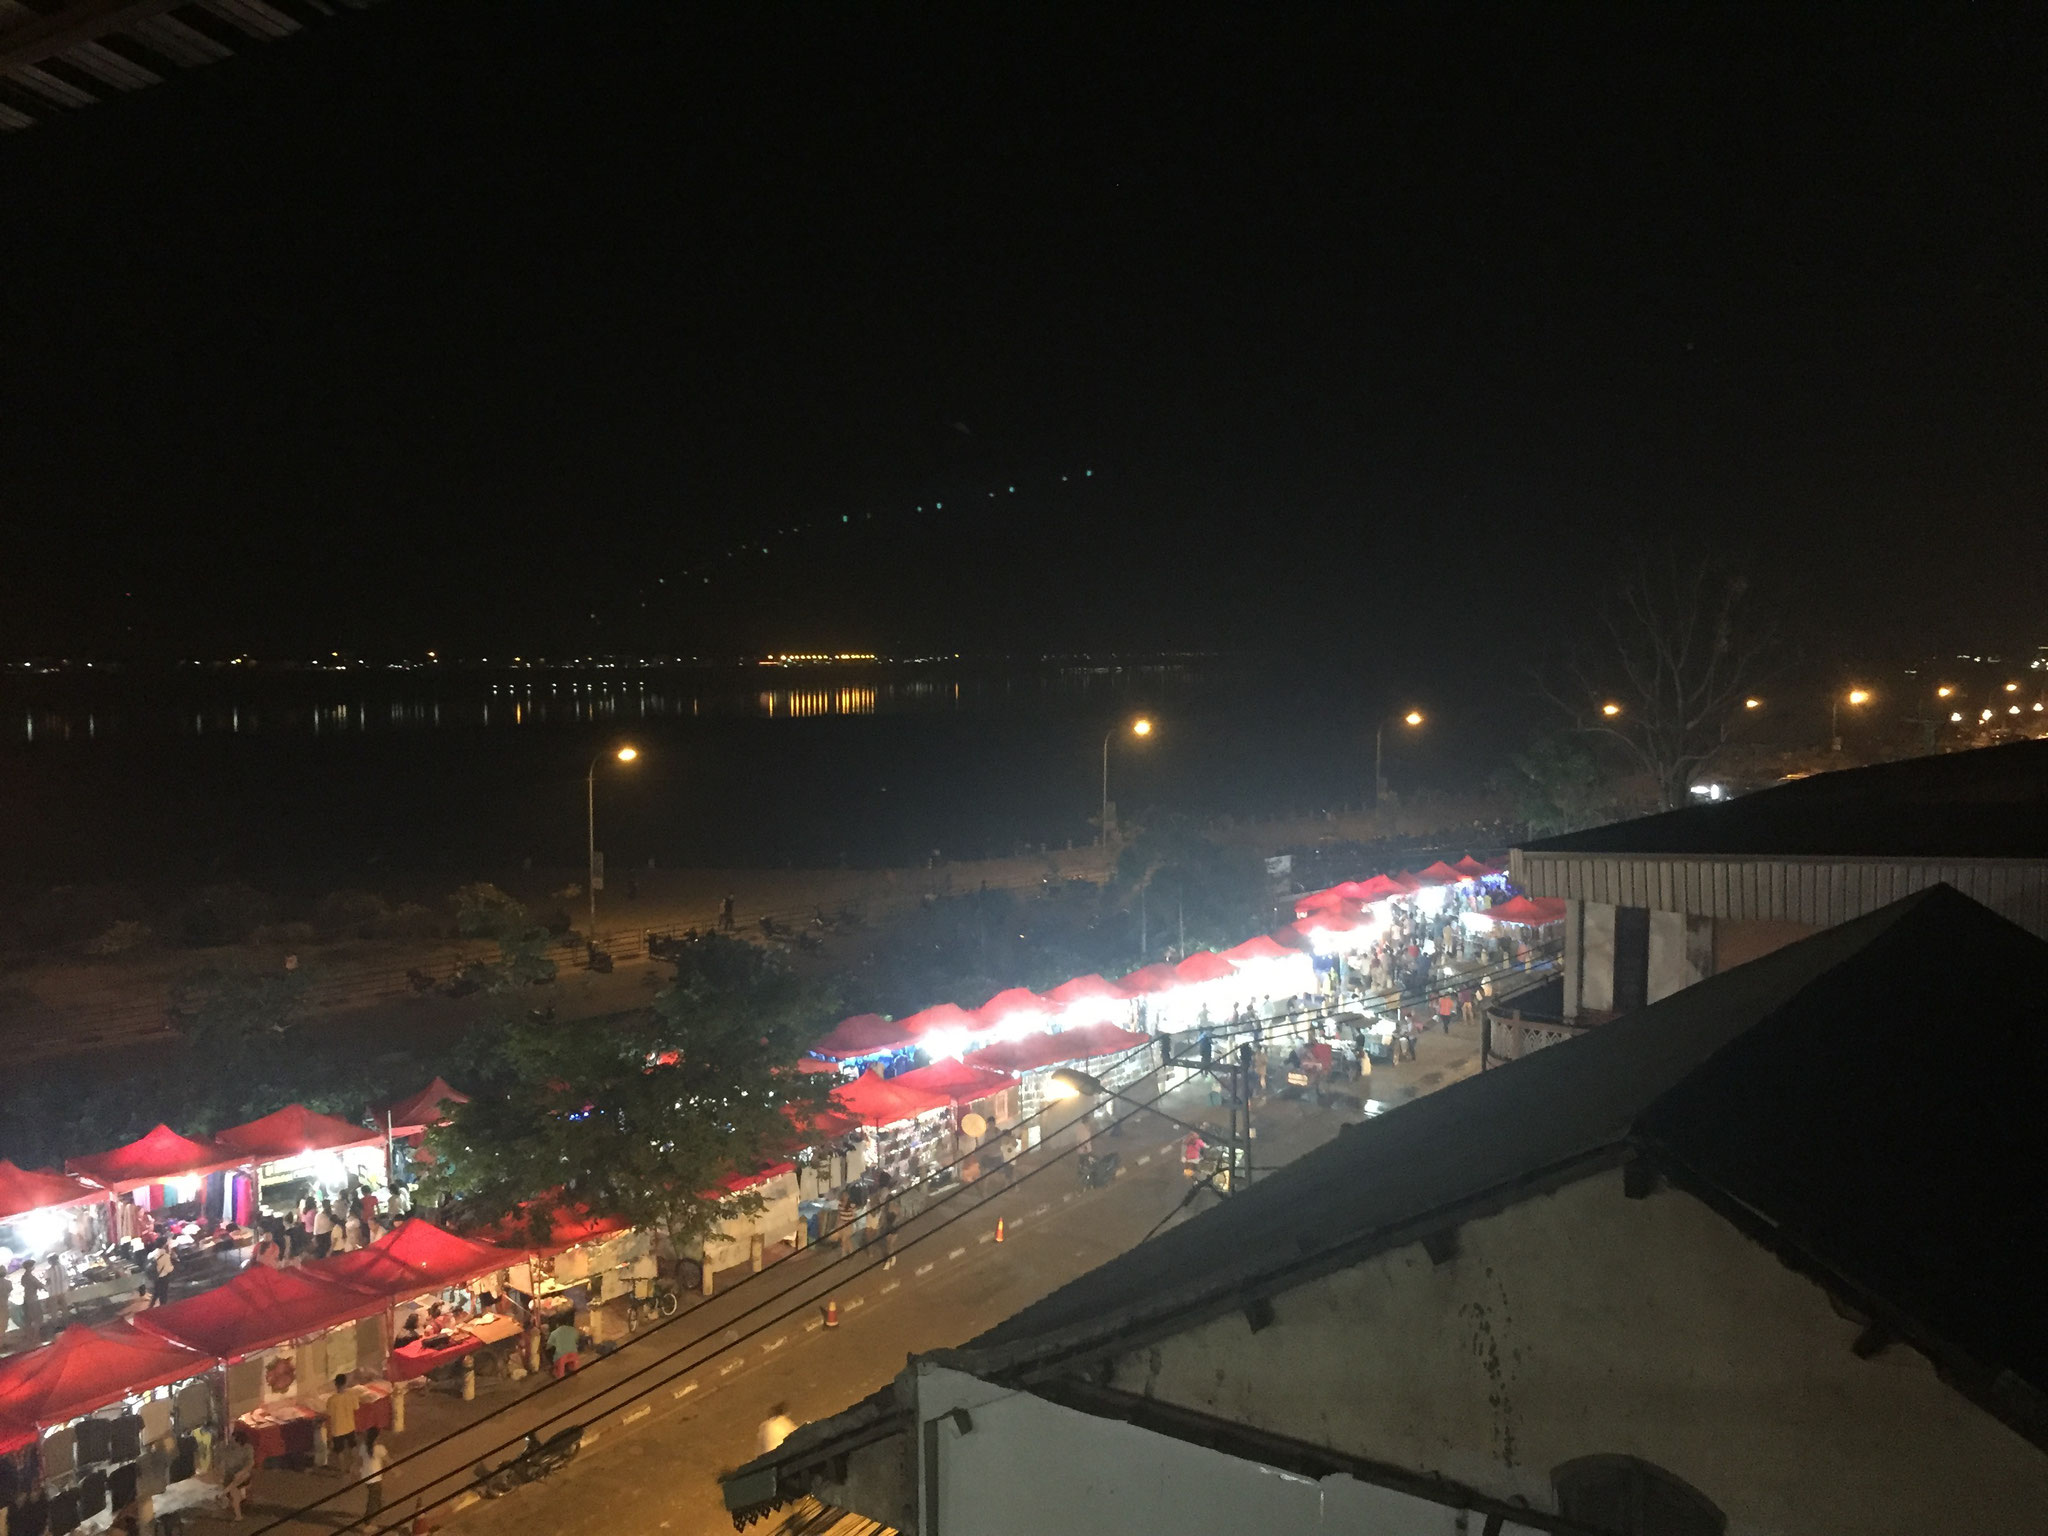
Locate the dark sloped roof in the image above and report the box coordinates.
[1519,738,2048,859]
[949,887,2048,1430]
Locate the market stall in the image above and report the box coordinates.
[967,1023,1154,1118]
[62,1128,254,1314]
[0,1322,218,1534]
[211,1104,387,1218]
[971,987,1057,1041]
[376,1078,471,1193]
[1039,974,1132,1028]
[1,1163,108,1334]
[807,1012,916,1069]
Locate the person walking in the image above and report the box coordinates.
[149,1241,177,1307]
[357,1427,389,1519]
[219,1428,256,1521]
[757,1404,797,1456]
[43,1252,69,1326]
[312,1201,335,1259]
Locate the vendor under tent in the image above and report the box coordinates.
[809,1012,914,1062]
[0,1161,105,1266]
[1039,973,1129,1027]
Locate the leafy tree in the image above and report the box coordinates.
[422,935,836,1255]
[449,883,557,990]
[1115,816,1272,957]
[168,965,309,1051]
[1498,733,1627,837]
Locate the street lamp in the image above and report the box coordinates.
[586,745,640,937]
[1830,689,1870,752]
[1601,702,1623,717]
[1047,1064,1244,1186]
[1100,717,1153,846]
[1374,710,1425,805]
[1744,697,1762,710]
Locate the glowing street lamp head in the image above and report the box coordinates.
[1744,698,1762,710]
[1846,689,1871,707]
[615,746,639,763]
[1601,702,1622,717]
[2007,682,2021,693]
[1936,685,1954,699]
[1130,718,1153,738]
[1403,710,1424,727]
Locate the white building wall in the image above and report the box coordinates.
[915,1364,1492,1536]
[1104,1169,2048,1535]
[1577,900,1616,1012]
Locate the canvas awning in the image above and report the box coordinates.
[828,1071,956,1128]
[1173,951,1237,985]
[974,987,1055,1030]
[213,1104,382,1164]
[1476,896,1568,927]
[810,1013,914,1060]
[896,1003,979,1041]
[66,1124,246,1193]
[1114,963,1183,996]
[886,1059,1015,1103]
[1221,934,1307,964]
[1416,860,1468,885]
[1453,855,1500,879]
[965,1023,1153,1074]
[0,1323,213,1429]
[319,1219,527,1301]
[1041,974,1126,1007]
[379,1077,471,1137]
[0,1160,103,1221]
[478,1200,630,1255]
[135,1265,388,1361]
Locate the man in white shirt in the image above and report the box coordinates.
[312,1202,336,1258]
[150,1243,177,1307]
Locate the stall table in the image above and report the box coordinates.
[388,1313,523,1382]
[235,1382,391,1460]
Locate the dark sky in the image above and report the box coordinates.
[0,2,2042,663]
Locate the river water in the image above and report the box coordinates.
[0,659,1498,886]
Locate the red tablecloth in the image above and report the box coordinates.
[235,1391,390,1458]
[388,1332,488,1381]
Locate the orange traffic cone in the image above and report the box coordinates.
[995,1217,1005,1243]
[824,1298,840,1328]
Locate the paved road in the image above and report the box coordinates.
[201,1019,1485,1536]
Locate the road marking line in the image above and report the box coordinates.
[1137,1155,1152,1165]
[673,1383,699,1399]
[1007,1217,1024,1230]
[1063,1193,1074,1203]
[1159,1144,1174,1156]
[582,1430,602,1446]
[1032,1204,1049,1217]
[915,1263,934,1276]
[719,1360,744,1376]
[844,1297,866,1310]
[881,1281,901,1293]
[804,1319,823,1332]
[623,1405,651,1425]
[977,1232,993,1244]
[1115,1166,1126,1177]
[948,1247,966,1259]
[763,1336,787,1352]
[455,1494,479,1513]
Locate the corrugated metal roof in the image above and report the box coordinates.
[0,0,384,132]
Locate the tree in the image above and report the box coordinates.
[1115,816,1272,958]
[168,965,308,1051]
[449,883,557,991]
[1545,549,1773,811]
[1497,733,1625,836]
[423,935,836,1256]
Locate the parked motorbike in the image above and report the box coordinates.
[473,1425,585,1498]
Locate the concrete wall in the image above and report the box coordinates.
[1577,900,1616,1012]
[1712,917,1817,975]
[1646,911,1714,1003]
[1104,1169,2048,1535]
[915,1364,1479,1536]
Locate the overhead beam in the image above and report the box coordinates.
[0,1,188,75]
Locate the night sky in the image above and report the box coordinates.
[0,2,2042,665]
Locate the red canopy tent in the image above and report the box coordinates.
[0,1323,212,1430]
[1352,873,1414,902]
[828,1070,956,1128]
[1220,934,1306,964]
[1041,974,1126,1007]
[1174,951,1237,984]
[0,1160,103,1221]
[897,1002,980,1040]
[213,1104,381,1163]
[1477,896,1568,927]
[793,1056,842,1074]
[66,1125,245,1193]
[379,1078,471,1138]
[136,1265,387,1361]
[1293,886,1364,914]
[1415,860,1468,885]
[887,1059,1015,1103]
[1453,855,1501,879]
[318,1219,527,1301]
[974,987,1055,1030]
[1115,962,1183,996]
[478,1200,629,1255]
[966,1023,1153,1074]
[810,1013,914,1060]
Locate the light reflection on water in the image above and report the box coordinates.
[6,667,1195,745]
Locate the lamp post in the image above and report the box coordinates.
[1374,710,1424,805]
[1100,717,1153,846]
[586,745,640,937]
[1830,689,1870,753]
